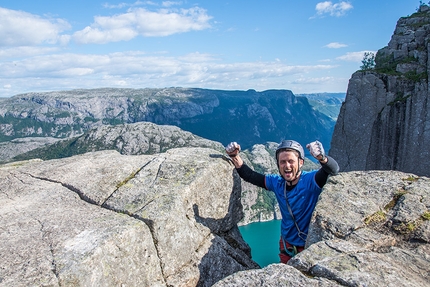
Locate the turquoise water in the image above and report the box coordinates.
[238,220,281,267]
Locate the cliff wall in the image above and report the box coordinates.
[330,5,430,176]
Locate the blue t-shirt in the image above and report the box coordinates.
[265,171,322,246]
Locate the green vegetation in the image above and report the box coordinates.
[251,189,276,213]
[404,70,428,81]
[393,221,418,234]
[384,190,407,210]
[84,116,98,122]
[360,52,376,71]
[360,5,430,82]
[116,170,139,189]
[415,1,430,15]
[252,163,269,174]
[370,51,428,82]
[403,175,419,182]
[422,211,430,220]
[46,111,71,118]
[364,210,386,225]
[373,52,398,75]
[9,135,104,162]
[0,115,74,142]
[102,118,124,125]
[362,190,407,229]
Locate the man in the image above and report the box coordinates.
[225,140,339,263]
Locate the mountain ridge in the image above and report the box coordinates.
[0,88,342,152]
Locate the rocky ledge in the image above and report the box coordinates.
[1,149,429,286]
[0,148,258,287]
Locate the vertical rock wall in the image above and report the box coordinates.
[330,6,430,177]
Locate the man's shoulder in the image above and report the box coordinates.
[301,170,317,177]
[265,173,284,189]
[266,173,283,182]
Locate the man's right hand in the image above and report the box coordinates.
[225,142,241,157]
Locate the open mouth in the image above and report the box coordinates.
[284,170,293,177]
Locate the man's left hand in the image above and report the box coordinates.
[306,141,326,162]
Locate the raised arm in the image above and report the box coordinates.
[225,142,244,168]
[306,140,339,188]
[225,142,266,188]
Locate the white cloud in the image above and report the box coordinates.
[292,76,334,84]
[337,51,376,62]
[0,52,332,78]
[315,1,353,17]
[0,46,60,59]
[0,51,337,97]
[73,7,212,44]
[324,42,347,48]
[162,1,182,7]
[0,7,71,47]
[103,2,128,9]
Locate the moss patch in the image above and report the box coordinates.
[364,210,386,225]
[384,190,407,211]
[421,211,430,220]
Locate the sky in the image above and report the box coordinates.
[0,0,422,97]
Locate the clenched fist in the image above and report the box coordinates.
[306,140,325,161]
[225,142,241,157]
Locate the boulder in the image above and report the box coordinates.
[0,148,258,287]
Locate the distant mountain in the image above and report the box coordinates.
[296,93,345,121]
[0,137,60,162]
[0,88,336,153]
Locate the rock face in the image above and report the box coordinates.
[0,148,259,287]
[330,5,430,177]
[215,170,430,286]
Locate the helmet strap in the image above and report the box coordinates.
[286,160,302,186]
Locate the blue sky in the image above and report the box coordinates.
[0,0,421,97]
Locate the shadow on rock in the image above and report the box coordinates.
[192,169,260,287]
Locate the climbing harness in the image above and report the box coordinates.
[281,238,299,257]
[283,181,308,243]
